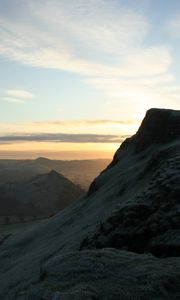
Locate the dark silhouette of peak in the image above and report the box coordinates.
[48,169,62,178]
[134,108,180,151]
[35,157,50,162]
[121,108,180,152]
[49,169,58,174]
[104,108,180,171]
[31,170,73,184]
[121,108,178,147]
[88,108,180,195]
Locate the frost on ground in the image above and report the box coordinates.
[17,249,180,300]
[0,108,180,300]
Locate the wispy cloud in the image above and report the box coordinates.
[0,0,179,113]
[0,0,165,77]
[86,74,180,101]
[30,0,148,55]
[33,120,134,125]
[0,119,135,140]
[2,97,26,104]
[5,89,35,99]
[0,132,129,144]
[1,88,35,104]
[85,73,180,120]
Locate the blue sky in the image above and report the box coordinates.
[0,0,180,158]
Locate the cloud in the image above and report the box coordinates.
[0,0,163,77]
[0,133,129,144]
[33,120,134,125]
[85,74,178,99]
[0,119,136,141]
[0,0,179,113]
[85,73,180,120]
[2,97,26,104]
[5,89,35,99]
[1,89,35,104]
[30,0,148,55]
[122,47,171,76]
[0,1,174,79]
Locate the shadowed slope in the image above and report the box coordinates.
[0,108,180,300]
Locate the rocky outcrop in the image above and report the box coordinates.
[88,108,180,195]
[16,250,180,300]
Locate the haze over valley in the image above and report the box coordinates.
[0,158,110,190]
[0,158,109,226]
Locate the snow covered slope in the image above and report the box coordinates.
[0,108,180,299]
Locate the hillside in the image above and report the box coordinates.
[0,108,180,299]
[0,170,84,222]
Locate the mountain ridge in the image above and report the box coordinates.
[0,158,110,190]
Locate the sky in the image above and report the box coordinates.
[0,0,180,159]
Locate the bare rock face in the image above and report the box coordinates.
[16,250,180,300]
[129,108,180,152]
[0,108,180,300]
[119,108,180,154]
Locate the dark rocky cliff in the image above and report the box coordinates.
[88,108,180,195]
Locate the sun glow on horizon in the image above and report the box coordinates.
[0,119,137,159]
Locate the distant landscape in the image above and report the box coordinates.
[0,157,110,190]
[0,158,109,226]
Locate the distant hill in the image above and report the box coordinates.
[0,158,110,190]
[0,170,84,222]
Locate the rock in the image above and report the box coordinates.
[51,286,98,300]
[0,234,11,246]
[23,250,180,300]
